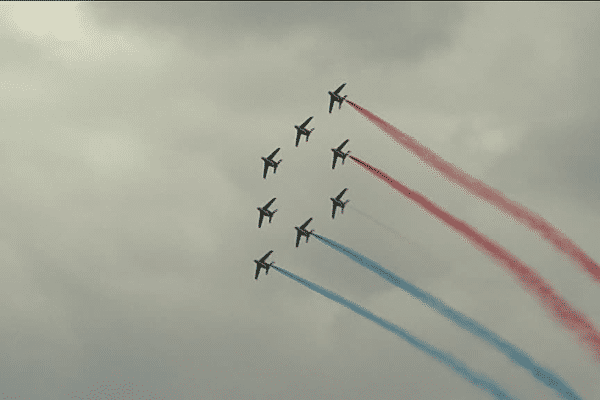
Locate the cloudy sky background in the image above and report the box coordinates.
[1,2,599,399]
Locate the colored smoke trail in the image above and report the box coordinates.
[272,265,518,400]
[349,154,600,363]
[346,100,600,285]
[313,233,581,400]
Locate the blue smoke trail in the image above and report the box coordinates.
[314,234,580,400]
[272,265,517,400]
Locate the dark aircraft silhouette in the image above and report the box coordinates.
[261,147,282,179]
[257,197,278,228]
[330,188,349,219]
[331,139,351,169]
[254,250,274,280]
[294,218,314,247]
[294,116,314,147]
[328,83,347,113]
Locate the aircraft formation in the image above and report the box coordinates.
[255,83,349,279]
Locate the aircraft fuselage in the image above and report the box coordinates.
[331,198,344,208]
[295,227,313,240]
[262,157,276,167]
[295,126,312,135]
[258,207,275,217]
[255,261,271,271]
[332,149,347,159]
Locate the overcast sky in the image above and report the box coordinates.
[1,2,599,399]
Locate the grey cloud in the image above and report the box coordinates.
[2,3,599,400]
[488,115,600,207]
[85,2,465,63]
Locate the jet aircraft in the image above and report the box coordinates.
[328,83,347,113]
[257,197,278,228]
[261,147,282,179]
[254,250,274,280]
[331,139,351,169]
[294,116,314,147]
[294,218,314,247]
[330,188,349,219]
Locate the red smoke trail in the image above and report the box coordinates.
[350,154,600,362]
[345,100,600,285]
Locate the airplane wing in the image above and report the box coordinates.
[263,162,269,179]
[255,265,261,280]
[300,116,313,129]
[300,217,313,230]
[258,212,265,228]
[337,139,349,151]
[295,131,301,147]
[295,230,302,248]
[268,147,280,160]
[264,197,276,209]
[336,188,348,200]
[260,250,273,262]
[329,96,335,113]
[332,204,337,219]
[334,83,346,94]
[332,153,338,169]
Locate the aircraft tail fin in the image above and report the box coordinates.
[269,210,277,223]
[342,200,349,213]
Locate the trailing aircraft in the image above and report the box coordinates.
[328,83,347,113]
[331,139,350,169]
[294,218,314,247]
[261,147,282,179]
[254,250,274,280]
[294,116,314,147]
[330,188,349,219]
[257,197,278,228]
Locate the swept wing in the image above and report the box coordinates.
[264,197,276,209]
[259,250,273,263]
[300,218,313,230]
[267,147,280,160]
[300,116,313,129]
[334,83,346,94]
[336,188,348,200]
[336,139,349,151]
